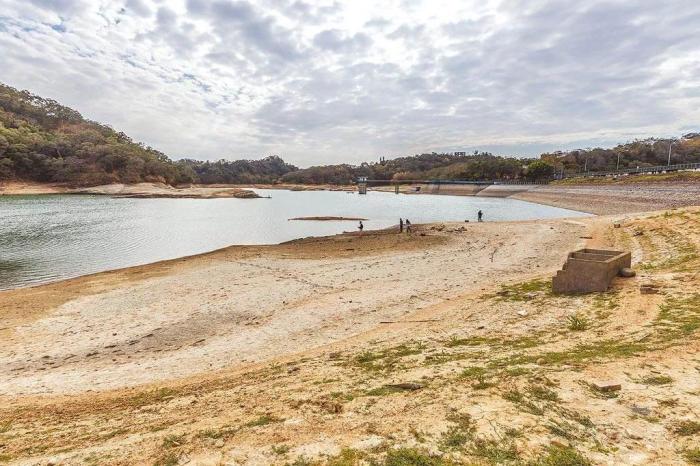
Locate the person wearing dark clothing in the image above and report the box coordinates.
[399,218,404,233]
[358,220,364,232]
[478,210,483,222]
[405,219,412,233]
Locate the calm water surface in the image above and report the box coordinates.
[0,189,589,290]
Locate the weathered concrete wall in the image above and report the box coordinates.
[553,248,631,294]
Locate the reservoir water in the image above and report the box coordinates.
[0,189,589,290]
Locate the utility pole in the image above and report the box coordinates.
[616,152,621,170]
[667,140,674,166]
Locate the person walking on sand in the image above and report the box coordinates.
[358,220,364,233]
[478,210,483,222]
[399,218,404,233]
[405,219,412,233]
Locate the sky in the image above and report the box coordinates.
[0,0,699,167]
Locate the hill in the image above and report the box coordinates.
[0,83,297,186]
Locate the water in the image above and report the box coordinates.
[0,189,588,290]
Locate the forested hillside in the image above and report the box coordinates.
[1,82,698,186]
[0,83,296,185]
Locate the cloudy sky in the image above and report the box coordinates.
[1,0,699,166]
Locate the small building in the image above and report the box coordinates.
[553,249,631,294]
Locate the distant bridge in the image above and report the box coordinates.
[355,178,547,195]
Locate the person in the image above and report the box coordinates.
[358,220,364,233]
[405,219,412,233]
[399,218,404,233]
[478,210,483,222]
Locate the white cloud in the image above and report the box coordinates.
[0,0,699,166]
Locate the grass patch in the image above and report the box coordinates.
[528,385,559,402]
[494,279,552,302]
[245,414,283,427]
[445,336,498,347]
[325,448,365,466]
[672,420,700,436]
[153,452,180,466]
[640,374,673,385]
[350,342,424,372]
[470,438,520,463]
[0,421,11,434]
[567,314,589,331]
[439,413,475,451]
[685,448,700,464]
[654,294,700,342]
[530,444,591,465]
[384,448,454,466]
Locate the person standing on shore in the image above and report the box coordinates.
[358,220,364,233]
[405,219,412,233]
[399,218,404,233]
[478,210,483,222]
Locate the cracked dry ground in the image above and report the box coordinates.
[1,208,700,465]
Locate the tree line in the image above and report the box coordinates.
[1,82,698,186]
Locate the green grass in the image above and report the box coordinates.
[272,444,291,455]
[383,448,455,466]
[640,375,673,385]
[494,279,552,302]
[325,448,364,466]
[445,336,499,347]
[685,448,700,464]
[470,438,520,463]
[528,385,559,402]
[245,414,283,427]
[350,342,424,372]
[439,413,475,451]
[153,452,180,466]
[654,294,700,342]
[530,444,591,466]
[672,420,700,436]
[567,314,589,331]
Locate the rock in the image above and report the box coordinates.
[640,284,659,294]
[517,310,528,317]
[215,439,225,448]
[592,381,621,393]
[614,223,621,228]
[619,267,636,278]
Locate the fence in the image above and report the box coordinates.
[564,162,700,179]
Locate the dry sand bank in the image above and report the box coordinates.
[0,182,259,199]
[1,191,700,464]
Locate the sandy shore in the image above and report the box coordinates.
[0,182,260,199]
[1,190,700,464]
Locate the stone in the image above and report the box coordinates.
[619,267,636,278]
[517,310,528,317]
[592,381,622,393]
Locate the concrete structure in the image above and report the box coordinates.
[552,248,631,294]
[357,177,367,195]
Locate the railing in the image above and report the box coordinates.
[564,162,700,179]
[359,179,549,185]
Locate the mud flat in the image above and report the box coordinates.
[2,203,700,464]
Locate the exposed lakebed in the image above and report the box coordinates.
[0,189,588,290]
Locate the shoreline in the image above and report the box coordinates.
[3,179,700,214]
[2,206,700,465]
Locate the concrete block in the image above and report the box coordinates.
[552,248,631,294]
